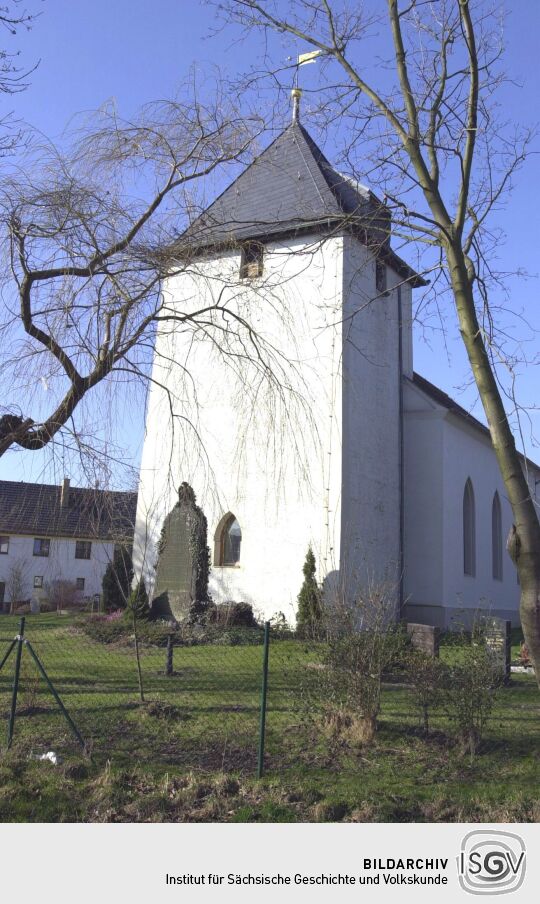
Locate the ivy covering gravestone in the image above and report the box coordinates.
[152,482,211,622]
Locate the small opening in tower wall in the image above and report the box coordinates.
[240,242,264,279]
[376,259,389,295]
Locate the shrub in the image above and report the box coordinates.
[311,584,409,746]
[296,547,323,638]
[36,597,57,613]
[102,546,133,610]
[76,614,262,647]
[44,579,82,612]
[128,578,150,621]
[405,651,445,734]
[440,643,499,759]
[321,626,408,743]
[77,615,130,645]
[19,657,41,714]
[207,601,258,627]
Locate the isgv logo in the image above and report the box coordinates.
[458,830,526,895]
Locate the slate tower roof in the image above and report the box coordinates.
[178,119,425,286]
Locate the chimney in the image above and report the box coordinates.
[60,477,70,508]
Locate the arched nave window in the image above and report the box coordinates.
[492,491,503,581]
[463,478,476,577]
[214,514,242,566]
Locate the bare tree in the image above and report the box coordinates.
[1,1,39,91]
[0,83,263,464]
[44,578,81,613]
[5,556,27,612]
[217,0,540,681]
[0,1,42,156]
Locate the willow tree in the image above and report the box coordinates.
[0,83,260,466]
[0,1,43,159]
[221,0,540,679]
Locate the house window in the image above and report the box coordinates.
[33,538,50,557]
[240,242,264,279]
[75,540,92,560]
[375,259,388,295]
[492,492,503,580]
[463,478,476,576]
[0,536,9,554]
[214,514,242,566]
[76,577,85,591]
[33,576,43,589]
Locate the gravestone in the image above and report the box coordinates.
[480,616,511,685]
[152,482,210,622]
[406,623,440,657]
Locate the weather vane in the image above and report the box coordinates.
[289,49,325,122]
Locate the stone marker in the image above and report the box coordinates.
[152,482,210,622]
[480,616,511,685]
[406,623,440,657]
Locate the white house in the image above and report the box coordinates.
[134,100,539,628]
[0,478,137,610]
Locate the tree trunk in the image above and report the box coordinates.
[446,244,540,685]
[132,609,145,703]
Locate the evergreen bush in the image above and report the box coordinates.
[102,546,134,610]
[296,547,323,637]
[128,577,150,620]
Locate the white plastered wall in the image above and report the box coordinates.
[340,236,404,607]
[403,379,533,627]
[441,415,523,626]
[134,233,345,622]
[0,535,114,603]
[403,381,445,623]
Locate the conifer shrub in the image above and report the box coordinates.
[296,547,323,638]
[102,546,134,610]
[128,578,150,621]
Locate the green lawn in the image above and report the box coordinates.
[0,613,538,823]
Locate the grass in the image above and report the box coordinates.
[0,612,538,823]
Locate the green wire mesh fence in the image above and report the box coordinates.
[1,612,528,780]
[0,613,319,776]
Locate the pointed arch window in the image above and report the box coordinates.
[463,478,476,577]
[214,514,242,566]
[492,491,503,580]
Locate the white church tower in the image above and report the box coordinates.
[134,95,425,623]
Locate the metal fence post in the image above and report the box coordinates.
[257,621,270,779]
[166,634,174,676]
[7,616,25,749]
[25,640,87,753]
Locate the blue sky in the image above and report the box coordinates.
[1,0,539,487]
